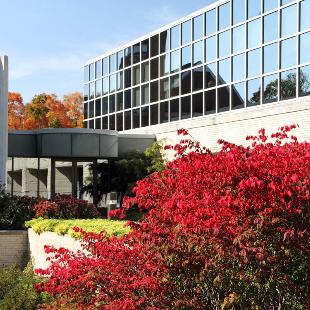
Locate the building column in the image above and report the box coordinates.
[93,159,98,205]
[72,160,78,198]
[50,159,56,199]
[37,158,40,198]
[10,157,14,196]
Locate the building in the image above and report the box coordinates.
[83,0,310,151]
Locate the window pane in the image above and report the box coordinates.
[125,47,132,67]
[218,58,230,85]
[233,25,245,53]
[96,60,102,78]
[205,36,217,62]
[109,114,115,131]
[90,82,95,99]
[103,57,109,75]
[219,2,230,31]
[132,108,140,129]
[160,54,170,76]
[264,12,278,43]
[150,104,159,125]
[160,78,169,100]
[193,93,203,117]
[132,87,140,107]
[133,43,140,64]
[89,120,94,129]
[248,18,261,49]
[116,113,123,131]
[103,77,109,95]
[117,71,123,91]
[218,30,230,58]
[281,5,297,37]
[133,65,140,86]
[117,92,123,111]
[141,85,149,105]
[171,50,180,73]
[117,51,124,70]
[160,31,170,53]
[89,101,94,118]
[125,68,131,88]
[182,20,191,45]
[282,0,294,6]
[95,118,101,130]
[247,78,261,106]
[151,58,159,80]
[300,65,310,96]
[141,106,149,127]
[193,40,204,66]
[125,90,131,109]
[141,39,149,60]
[84,84,89,101]
[102,97,108,114]
[110,74,116,93]
[300,32,310,64]
[247,48,261,78]
[170,99,180,121]
[281,37,296,69]
[181,70,191,94]
[151,35,159,57]
[171,25,180,49]
[205,62,217,88]
[232,82,245,109]
[263,74,278,103]
[233,0,245,24]
[218,86,230,112]
[181,96,191,119]
[109,95,115,113]
[205,89,216,114]
[102,117,108,129]
[84,66,89,82]
[182,46,191,70]
[301,0,310,31]
[95,99,101,117]
[89,63,95,81]
[193,14,204,40]
[264,43,278,73]
[206,9,216,35]
[170,74,180,97]
[264,0,278,12]
[141,62,149,82]
[193,66,204,91]
[160,101,169,123]
[233,53,245,81]
[110,54,116,73]
[150,81,159,102]
[95,79,102,97]
[248,0,261,18]
[124,111,131,130]
[280,69,296,100]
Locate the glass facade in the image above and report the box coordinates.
[84,0,310,130]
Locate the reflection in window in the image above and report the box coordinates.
[300,32,310,64]
[141,106,149,127]
[301,0,310,32]
[103,58,109,75]
[281,5,297,37]
[300,65,310,96]
[132,108,140,129]
[141,85,149,105]
[151,35,159,57]
[89,63,95,81]
[205,36,216,62]
[110,54,116,73]
[160,55,170,76]
[233,0,245,24]
[280,69,296,100]
[89,101,94,118]
[160,31,170,53]
[248,18,261,49]
[117,92,123,111]
[248,0,261,18]
[133,43,140,64]
[133,65,140,86]
[151,58,159,80]
[263,74,278,103]
[193,93,203,117]
[125,47,132,67]
[95,60,102,78]
[160,78,169,100]
[110,74,116,93]
[264,0,278,12]
[95,118,101,130]
[132,87,140,107]
[171,50,180,73]
[205,89,216,114]
[181,70,191,94]
[218,30,230,58]
[281,37,296,69]
[232,82,245,109]
[150,81,159,103]
[109,95,116,113]
[181,96,191,119]
[109,114,115,131]
[141,39,149,60]
[193,40,204,66]
[264,12,278,43]
[170,99,179,121]
[95,80,102,97]
[103,77,109,95]
[218,58,230,85]
[193,15,204,40]
[141,62,149,82]
[206,9,216,35]
[102,97,108,115]
[150,104,159,125]
[170,74,180,97]
[84,66,89,82]
[218,2,230,31]
[182,46,191,70]
[116,113,123,131]
[193,66,204,91]
[124,111,131,130]
[95,99,101,117]
[125,90,131,109]
[218,86,230,112]
[247,78,261,106]
[89,82,95,100]
[160,101,169,123]
[247,48,261,78]
[264,43,278,73]
[233,25,245,53]
[182,20,191,45]
[205,63,217,88]
[84,84,89,101]
[117,51,124,70]
[117,71,123,91]
[171,25,180,49]
[233,54,245,81]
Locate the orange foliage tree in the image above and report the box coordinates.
[8,92,25,130]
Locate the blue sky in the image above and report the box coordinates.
[0,0,216,102]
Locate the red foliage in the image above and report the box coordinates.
[36,125,310,309]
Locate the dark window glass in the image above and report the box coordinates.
[110,54,116,73]
[141,106,149,127]
[83,120,87,128]
[117,92,123,111]
[232,82,245,109]
[205,62,217,88]
[182,20,191,45]
[150,104,159,125]
[151,58,159,80]
[160,55,170,76]
[300,65,310,96]
[102,117,108,130]
[264,0,278,12]
[301,0,310,31]
[263,74,278,103]
[109,114,115,131]
[125,68,131,88]
[160,78,170,100]
[89,82,95,99]
[300,32,310,64]
[219,2,230,31]
[160,31,170,53]
[280,69,296,100]
[110,74,116,93]
[102,97,108,115]
[160,101,169,123]
[247,48,261,78]
[89,100,94,118]
[125,47,132,67]
[218,58,230,85]
[218,86,230,112]
[170,99,180,121]
[182,46,191,70]
[124,90,131,109]
[95,60,102,78]
[117,51,124,70]
[150,81,159,102]
[132,108,140,129]
[281,5,297,37]
[84,102,88,119]
[124,110,131,130]
[264,43,278,73]
[103,58,109,75]
[116,113,123,131]
[193,66,203,91]
[248,0,261,18]
[109,95,115,113]
[233,53,245,82]
[89,120,94,129]
[193,14,204,40]
[205,36,216,62]
[181,70,191,94]
[142,39,149,60]
[84,84,89,101]
[233,24,245,53]
[264,12,278,43]
[171,25,180,49]
[192,93,203,117]
[170,74,180,97]
[206,9,216,35]
[117,71,123,91]
[248,18,261,49]
[247,78,261,106]
[151,35,159,57]
[193,40,204,66]
[95,79,102,97]
[95,99,101,117]
[84,66,89,82]
[181,96,191,119]
[133,43,140,64]
[132,87,140,107]
[89,63,95,80]
[281,37,296,69]
[133,65,140,86]
[171,50,180,73]
[205,89,216,114]
[233,0,245,24]
[141,85,149,105]
[95,118,101,130]
[103,77,109,95]
[218,30,230,58]
[141,62,149,82]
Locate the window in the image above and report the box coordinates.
[281,37,296,69]
[263,74,278,103]
[95,118,101,130]
[141,106,149,127]
[160,31,170,53]
[205,36,217,62]
[181,96,191,119]
[141,39,149,60]
[282,0,295,5]
[232,82,245,109]
[233,0,245,24]
[96,60,102,78]
[300,32,310,64]
[89,101,94,118]
[150,104,158,125]
[170,99,179,121]
[193,14,204,40]
[125,47,132,67]
[233,54,245,81]
[84,84,89,101]
[182,46,191,70]
[117,71,123,91]
[103,77,109,95]
[95,99,101,116]
[95,79,102,97]
[141,62,149,82]
[102,117,108,129]
[160,54,170,76]
[182,20,191,45]
[206,9,216,35]
[89,63,95,81]
[193,40,204,65]
[233,25,245,53]
[205,89,216,114]
[117,92,123,111]
[218,58,230,85]
[102,97,108,114]
[125,90,131,109]
[132,87,140,107]
[84,66,89,82]
[171,50,180,73]
[218,86,230,112]
[110,54,116,73]
[110,74,116,93]
[205,62,217,88]
[150,81,159,102]
[160,101,169,123]
[88,120,94,129]
[264,12,278,43]
[170,74,180,97]
[124,111,131,130]
[301,0,310,31]
[103,57,109,75]
[109,114,115,131]
[264,43,278,73]
[300,65,310,96]
[117,51,124,70]
[193,93,203,117]
[248,0,261,18]
[264,0,278,12]
[193,66,204,91]
[247,48,261,78]
[218,2,230,31]
[160,78,169,100]
[171,25,180,49]
[280,69,296,100]
[281,5,297,37]
[109,95,115,113]
[141,85,149,105]
[133,43,140,64]
[90,82,95,99]
[248,18,261,49]
[151,35,159,57]
[133,65,140,86]
[181,70,191,94]
[116,113,123,131]
[151,58,159,80]
[218,30,230,58]
[132,108,140,129]
[247,78,261,106]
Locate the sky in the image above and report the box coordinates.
[0,0,216,103]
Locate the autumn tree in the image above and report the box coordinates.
[8,92,24,130]
[63,92,83,128]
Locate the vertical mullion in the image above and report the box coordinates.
[296,0,300,97]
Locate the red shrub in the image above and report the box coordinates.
[36,125,310,309]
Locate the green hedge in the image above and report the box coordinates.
[25,218,130,239]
